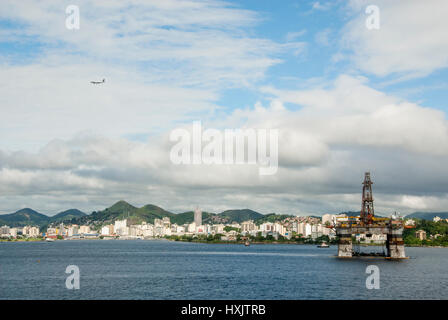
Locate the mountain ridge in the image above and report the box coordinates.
[406,212,448,220]
[2,201,445,227]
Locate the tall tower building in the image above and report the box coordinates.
[194,207,202,226]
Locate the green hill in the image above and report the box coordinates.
[171,211,217,225]
[50,209,86,223]
[0,208,50,227]
[255,213,293,225]
[219,209,264,223]
[133,204,176,224]
[70,201,176,226]
[0,201,277,228]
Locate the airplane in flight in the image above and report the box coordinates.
[91,78,105,84]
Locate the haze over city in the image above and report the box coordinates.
[1,0,448,216]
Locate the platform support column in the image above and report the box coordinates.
[337,235,353,258]
[387,232,406,259]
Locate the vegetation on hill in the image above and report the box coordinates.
[70,201,175,227]
[66,203,266,228]
[219,209,264,223]
[50,209,86,223]
[0,208,49,227]
[404,219,448,246]
[255,213,293,225]
[170,211,216,225]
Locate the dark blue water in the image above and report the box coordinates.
[0,240,447,299]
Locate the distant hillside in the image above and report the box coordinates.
[255,213,293,225]
[0,201,282,228]
[406,212,448,220]
[0,208,49,227]
[70,202,266,227]
[71,201,176,226]
[171,211,217,225]
[219,209,264,223]
[50,209,86,223]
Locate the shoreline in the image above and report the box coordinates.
[2,237,447,248]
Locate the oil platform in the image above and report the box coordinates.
[334,172,406,259]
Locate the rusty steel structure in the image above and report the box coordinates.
[360,172,374,225]
[335,172,406,259]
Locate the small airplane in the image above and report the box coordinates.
[90,78,105,84]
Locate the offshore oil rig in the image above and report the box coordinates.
[334,172,407,259]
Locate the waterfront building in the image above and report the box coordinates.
[142,224,154,237]
[163,225,172,236]
[187,222,196,233]
[101,225,114,236]
[303,223,312,237]
[67,225,79,236]
[228,223,241,229]
[22,226,40,237]
[46,227,57,236]
[153,219,164,237]
[260,222,274,232]
[79,225,91,234]
[274,222,287,236]
[130,225,143,237]
[196,224,208,234]
[290,221,299,233]
[415,229,427,240]
[241,220,257,233]
[162,217,171,229]
[298,222,312,237]
[213,224,225,234]
[9,228,18,238]
[114,219,129,236]
[322,214,334,226]
[194,208,202,227]
[175,225,185,235]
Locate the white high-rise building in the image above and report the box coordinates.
[22,226,40,237]
[114,219,129,236]
[188,222,197,233]
[194,208,202,226]
[101,225,114,236]
[322,214,334,225]
[298,223,312,237]
[0,225,10,237]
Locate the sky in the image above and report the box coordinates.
[1,0,448,216]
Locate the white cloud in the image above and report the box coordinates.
[261,75,448,155]
[312,2,332,11]
[0,0,281,88]
[341,0,448,77]
[285,30,307,42]
[1,75,448,215]
[0,0,293,151]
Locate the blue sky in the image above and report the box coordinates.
[1,0,447,114]
[217,0,448,113]
[0,0,448,215]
